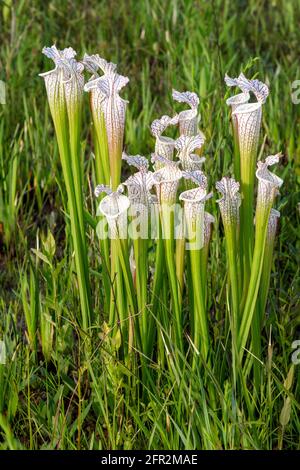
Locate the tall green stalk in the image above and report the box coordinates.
[201,212,215,307]
[216,176,241,391]
[189,248,208,360]
[175,229,185,310]
[92,115,111,314]
[153,162,183,353]
[133,237,148,353]
[258,209,280,318]
[148,214,165,357]
[53,107,92,330]
[97,187,138,360]
[179,181,211,361]
[239,208,269,360]
[161,204,183,353]
[216,177,241,331]
[239,155,283,362]
[40,47,92,329]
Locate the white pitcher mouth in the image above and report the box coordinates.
[152,168,182,185]
[226,91,250,107]
[179,187,210,204]
[99,194,130,219]
[232,101,261,115]
[256,154,283,189]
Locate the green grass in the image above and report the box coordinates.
[0,0,299,450]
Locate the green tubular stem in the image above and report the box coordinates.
[176,237,185,309]
[69,103,94,325]
[240,150,256,294]
[189,248,208,361]
[68,103,85,241]
[109,238,118,327]
[100,237,111,314]
[230,322,255,421]
[165,238,183,352]
[252,236,275,392]
[118,238,137,315]
[53,106,92,330]
[200,245,209,307]
[133,237,148,353]
[148,222,165,357]
[224,222,240,331]
[259,241,275,320]
[239,204,272,360]
[118,278,128,357]
[109,239,128,356]
[251,307,262,393]
[118,237,142,354]
[240,313,262,396]
[238,334,262,400]
[95,199,111,315]
[133,236,152,390]
[83,208,111,313]
[238,357,255,419]
[150,219,164,313]
[186,253,194,335]
[161,206,183,354]
[240,181,254,290]
[92,116,111,313]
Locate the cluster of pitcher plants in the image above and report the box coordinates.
[39,45,282,394]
